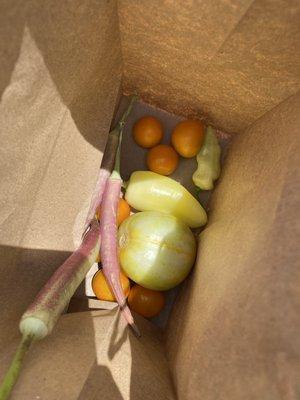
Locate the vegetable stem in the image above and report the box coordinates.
[0,335,33,400]
[113,95,137,178]
[84,95,137,231]
[117,95,137,131]
[112,129,122,178]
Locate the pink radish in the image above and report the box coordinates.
[0,97,137,400]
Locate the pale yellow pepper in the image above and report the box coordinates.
[192,126,221,190]
[125,171,207,228]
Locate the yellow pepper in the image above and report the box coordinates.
[192,126,221,190]
[125,171,207,228]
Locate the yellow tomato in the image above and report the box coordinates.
[171,120,205,158]
[92,270,130,302]
[128,285,165,318]
[147,144,179,175]
[117,198,131,226]
[133,116,163,148]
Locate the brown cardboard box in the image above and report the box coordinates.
[0,1,299,399]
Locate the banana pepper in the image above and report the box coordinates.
[125,171,207,228]
[192,126,221,190]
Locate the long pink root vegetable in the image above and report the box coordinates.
[0,97,137,400]
[100,172,139,335]
[0,220,100,400]
[93,96,139,334]
[100,99,139,335]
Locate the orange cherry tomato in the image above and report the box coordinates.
[146,144,179,175]
[128,285,165,318]
[117,198,131,226]
[92,270,130,302]
[171,120,205,158]
[133,116,163,148]
[96,198,131,227]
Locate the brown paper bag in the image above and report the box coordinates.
[1,1,299,399]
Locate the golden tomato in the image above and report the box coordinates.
[133,116,163,148]
[147,144,179,175]
[117,198,131,226]
[171,120,204,158]
[128,284,165,318]
[92,270,130,302]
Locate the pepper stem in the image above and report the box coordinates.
[0,335,33,400]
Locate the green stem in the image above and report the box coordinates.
[0,335,33,400]
[112,95,137,179]
[113,129,123,178]
[110,95,137,140]
[116,95,137,131]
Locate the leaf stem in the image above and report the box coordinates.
[0,335,33,400]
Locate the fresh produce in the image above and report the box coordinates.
[92,270,130,301]
[118,211,197,290]
[0,220,100,400]
[19,220,100,340]
[193,126,221,190]
[96,198,131,265]
[96,197,131,227]
[116,198,131,225]
[171,119,204,158]
[146,144,179,175]
[100,140,138,334]
[84,96,136,232]
[125,171,207,228]
[0,97,137,400]
[133,116,163,148]
[128,285,165,318]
